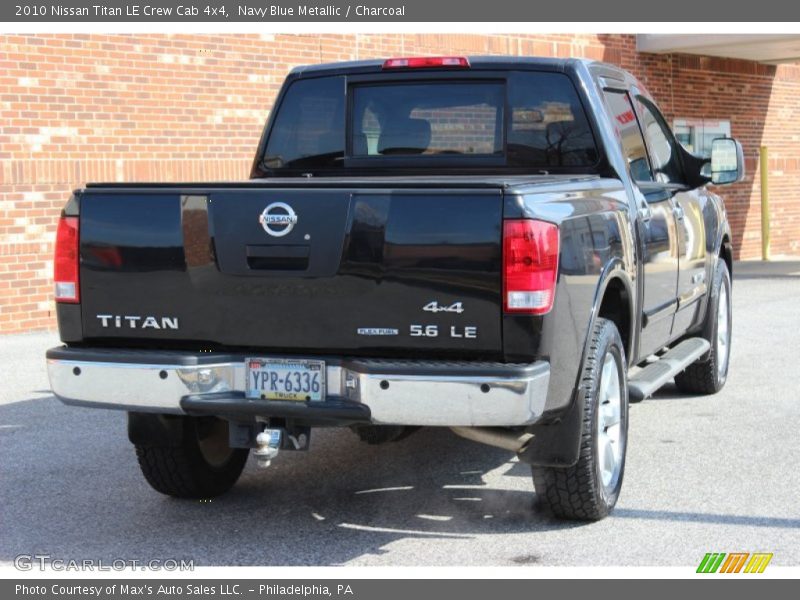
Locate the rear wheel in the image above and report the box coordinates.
[135,416,249,499]
[675,259,732,394]
[532,318,629,521]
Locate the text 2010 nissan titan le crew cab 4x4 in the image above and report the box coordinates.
[47,56,742,520]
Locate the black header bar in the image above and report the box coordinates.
[4,0,800,22]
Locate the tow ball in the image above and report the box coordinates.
[253,429,282,468]
[253,426,310,468]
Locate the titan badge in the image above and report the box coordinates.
[96,314,179,330]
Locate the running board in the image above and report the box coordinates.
[628,338,711,402]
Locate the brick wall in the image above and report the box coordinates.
[1,33,799,333]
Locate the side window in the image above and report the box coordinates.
[263,76,345,170]
[507,72,599,167]
[603,90,653,183]
[634,96,686,185]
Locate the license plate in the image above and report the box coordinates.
[245,358,326,402]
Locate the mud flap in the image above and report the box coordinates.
[517,390,584,468]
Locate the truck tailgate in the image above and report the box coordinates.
[78,186,503,358]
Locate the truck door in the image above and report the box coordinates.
[602,89,680,359]
[632,94,709,339]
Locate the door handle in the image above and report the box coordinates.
[673,204,685,221]
[638,205,652,223]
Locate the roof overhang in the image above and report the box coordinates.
[636,34,800,65]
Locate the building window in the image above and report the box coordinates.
[673,119,731,157]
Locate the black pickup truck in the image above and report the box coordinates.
[47,56,742,521]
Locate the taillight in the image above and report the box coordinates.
[54,216,79,303]
[382,56,470,69]
[503,219,559,315]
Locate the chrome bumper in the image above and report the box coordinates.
[46,348,550,427]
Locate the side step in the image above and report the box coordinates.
[628,338,711,402]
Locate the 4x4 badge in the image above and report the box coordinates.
[423,301,464,314]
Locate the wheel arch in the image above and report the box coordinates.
[587,259,636,367]
[719,233,733,278]
[596,276,634,365]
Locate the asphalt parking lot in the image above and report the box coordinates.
[1,261,799,567]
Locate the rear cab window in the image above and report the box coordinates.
[258,70,599,175]
[352,82,504,157]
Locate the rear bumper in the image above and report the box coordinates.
[46,347,550,427]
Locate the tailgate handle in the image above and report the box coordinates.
[246,245,310,271]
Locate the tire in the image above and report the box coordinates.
[532,318,629,521]
[675,259,732,395]
[135,416,249,499]
[350,425,418,445]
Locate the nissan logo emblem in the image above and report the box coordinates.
[259,202,298,237]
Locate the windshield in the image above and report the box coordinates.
[260,71,598,174]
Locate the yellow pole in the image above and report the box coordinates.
[760,146,771,261]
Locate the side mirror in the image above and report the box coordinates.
[710,138,745,185]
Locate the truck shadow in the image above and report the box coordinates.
[646,381,699,400]
[0,396,584,567]
[612,508,800,529]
